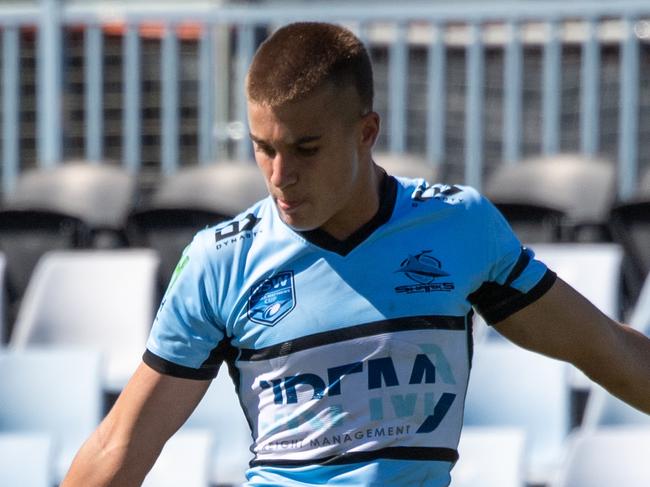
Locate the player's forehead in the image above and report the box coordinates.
[248,84,359,144]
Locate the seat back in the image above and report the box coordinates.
[127,162,267,295]
[463,342,570,484]
[5,161,136,232]
[145,430,214,487]
[486,154,616,242]
[553,427,650,487]
[0,433,52,487]
[10,250,159,391]
[0,348,102,482]
[0,210,93,339]
[127,208,227,295]
[453,427,526,487]
[150,162,267,215]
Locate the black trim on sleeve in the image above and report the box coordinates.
[469,269,557,325]
[249,446,459,468]
[142,349,221,380]
[504,247,532,286]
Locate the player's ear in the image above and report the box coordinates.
[359,111,380,149]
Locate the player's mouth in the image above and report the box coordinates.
[277,197,305,214]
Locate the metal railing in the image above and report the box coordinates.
[1,0,650,197]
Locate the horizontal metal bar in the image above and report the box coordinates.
[58,2,650,25]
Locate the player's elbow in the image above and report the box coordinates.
[63,423,156,487]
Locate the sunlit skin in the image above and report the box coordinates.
[248,83,383,241]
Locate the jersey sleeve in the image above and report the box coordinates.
[143,231,228,380]
[467,195,557,325]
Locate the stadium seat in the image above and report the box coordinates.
[126,162,267,296]
[10,249,159,392]
[0,433,52,487]
[180,365,253,487]
[0,348,102,484]
[0,162,136,339]
[452,427,526,487]
[145,430,214,487]
[0,210,92,341]
[463,342,571,485]
[373,152,442,181]
[485,154,616,243]
[4,161,136,246]
[552,427,650,487]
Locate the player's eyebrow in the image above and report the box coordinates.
[249,133,322,146]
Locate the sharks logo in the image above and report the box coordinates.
[395,251,455,294]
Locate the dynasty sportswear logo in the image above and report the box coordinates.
[214,213,262,250]
[395,250,455,294]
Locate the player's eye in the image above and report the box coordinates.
[255,144,276,158]
[297,146,319,157]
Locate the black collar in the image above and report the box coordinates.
[299,174,397,256]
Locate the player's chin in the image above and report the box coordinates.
[278,210,321,232]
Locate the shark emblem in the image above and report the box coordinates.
[396,250,450,284]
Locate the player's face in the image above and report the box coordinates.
[248,84,380,239]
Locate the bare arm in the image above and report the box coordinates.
[493,277,650,414]
[61,362,211,487]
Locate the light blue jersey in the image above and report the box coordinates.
[144,175,555,486]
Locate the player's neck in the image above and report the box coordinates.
[317,163,386,242]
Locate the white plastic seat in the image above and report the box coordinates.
[144,430,214,487]
[0,348,102,484]
[181,365,253,486]
[553,427,650,487]
[0,433,52,487]
[463,342,571,485]
[453,427,526,487]
[10,249,159,391]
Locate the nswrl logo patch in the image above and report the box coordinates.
[248,271,296,326]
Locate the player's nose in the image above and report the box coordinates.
[270,152,298,189]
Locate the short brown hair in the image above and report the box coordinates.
[246,22,373,111]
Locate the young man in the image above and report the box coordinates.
[62,22,650,486]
